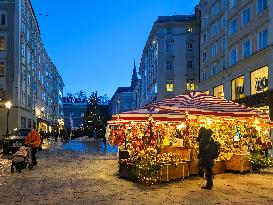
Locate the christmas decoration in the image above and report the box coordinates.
[108,92,273,184]
[83,92,105,137]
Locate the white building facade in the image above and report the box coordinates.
[0,0,64,135]
[197,0,273,120]
[138,14,200,106]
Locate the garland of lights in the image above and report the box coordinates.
[109,115,272,183]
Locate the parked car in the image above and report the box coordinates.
[2,128,31,155]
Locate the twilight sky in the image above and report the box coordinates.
[31,0,199,98]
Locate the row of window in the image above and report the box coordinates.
[165,26,193,35]
[21,117,35,129]
[202,27,268,78]
[165,42,193,54]
[229,28,267,65]
[208,66,268,100]
[166,79,196,92]
[203,0,268,42]
[165,59,194,70]
[210,0,267,18]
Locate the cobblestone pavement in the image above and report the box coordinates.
[1,139,273,205]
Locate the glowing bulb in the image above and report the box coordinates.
[207,118,212,126]
[177,123,186,130]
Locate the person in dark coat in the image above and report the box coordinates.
[197,127,214,190]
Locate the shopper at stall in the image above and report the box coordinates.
[197,128,214,190]
[24,126,41,166]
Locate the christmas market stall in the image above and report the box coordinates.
[108,92,273,184]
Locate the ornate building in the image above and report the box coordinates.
[197,0,273,120]
[0,0,64,135]
[138,14,200,106]
[109,60,139,116]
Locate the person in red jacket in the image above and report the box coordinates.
[24,126,41,166]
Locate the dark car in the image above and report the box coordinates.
[2,128,31,155]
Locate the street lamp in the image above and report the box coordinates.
[5,101,12,137]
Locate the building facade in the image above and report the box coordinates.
[0,0,64,135]
[109,61,139,116]
[197,0,273,119]
[138,14,200,106]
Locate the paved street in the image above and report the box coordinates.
[1,138,273,205]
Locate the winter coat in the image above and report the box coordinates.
[25,130,41,148]
[198,129,214,168]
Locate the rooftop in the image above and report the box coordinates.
[157,15,195,22]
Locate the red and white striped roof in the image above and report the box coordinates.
[109,107,186,123]
[108,92,272,125]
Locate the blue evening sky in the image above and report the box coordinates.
[31,0,199,98]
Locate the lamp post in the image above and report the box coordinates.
[5,101,12,137]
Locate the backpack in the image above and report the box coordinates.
[209,139,220,159]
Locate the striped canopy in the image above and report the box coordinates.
[109,92,272,124]
[109,107,186,124]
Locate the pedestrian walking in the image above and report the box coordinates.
[24,126,41,166]
[197,127,214,190]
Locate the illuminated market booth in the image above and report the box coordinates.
[107,92,273,184]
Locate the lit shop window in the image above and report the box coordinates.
[231,76,245,100]
[251,66,268,95]
[204,90,209,95]
[186,79,195,91]
[166,81,174,92]
[213,84,224,98]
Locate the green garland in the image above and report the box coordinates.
[250,149,273,171]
